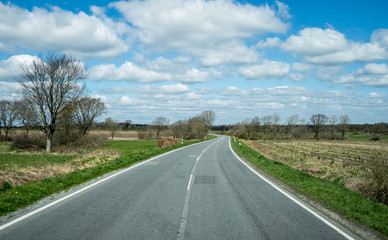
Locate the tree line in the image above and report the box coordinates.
[225,113,388,140]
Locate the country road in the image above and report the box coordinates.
[0,135,360,240]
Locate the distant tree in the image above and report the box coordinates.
[171,120,189,139]
[272,113,281,137]
[73,97,106,136]
[329,115,338,140]
[188,116,207,139]
[105,118,119,140]
[15,99,38,135]
[0,100,19,141]
[122,120,133,131]
[287,114,299,138]
[310,114,328,139]
[339,114,350,140]
[200,110,215,133]
[19,53,87,152]
[152,116,169,139]
[250,116,261,139]
[261,115,272,139]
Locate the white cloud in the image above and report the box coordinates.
[368,92,383,98]
[0,54,39,81]
[239,60,290,80]
[256,37,281,49]
[292,62,312,72]
[199,41,260,66]
[0,81,21,93]
[281,27,388,64]
[88,61,173,82]
[267,86,306,95]
[175,68,211,83]
[364,63,388,74]
[0,2,129,58]
[282,28,348,56]
[111,0,289,51]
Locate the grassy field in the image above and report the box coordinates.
[0,138,200,217]
[232,138,388,237]
[243,138,388,203]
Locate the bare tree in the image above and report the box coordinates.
[0,100,19,141]
[329,115,338,140]
[310,114,328,139]
[339,114,350,140]
[19,53,87,152]
[287,114,299,138]
[261,115,272,139]
[152,116,169,139]
[105,118,119,140]
[200,110,215,134]
[272,113,281,137]
[73,97,106,136]
[250,116,260,139]
[15,99,38,135]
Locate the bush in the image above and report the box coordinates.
[10,133,46,151]
[157,138,178,148]
[370,135,381,141]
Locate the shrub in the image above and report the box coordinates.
[10,133,46,151]
[370,135,381,141]
[157,138,178,148]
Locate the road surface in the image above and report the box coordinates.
[0,135,359,239]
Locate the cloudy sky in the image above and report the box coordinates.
[0,0,387,124]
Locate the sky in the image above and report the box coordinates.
[0,0,387,125]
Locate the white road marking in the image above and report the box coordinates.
[228,138,355,240]
[187,174,194,191]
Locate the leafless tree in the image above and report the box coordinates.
[73,97,106,136]
[19,53,87,152]
[152,116,169,139]
[105,118,119,140]
[329,115,338,140]
[261,115,272,138]
[310,114,328,139]
[339,114,350,140]
[0,100,19,141]
[272,113,281,137]
[201,110,215,133]
[15,99,38,135]
[287,114,299,138]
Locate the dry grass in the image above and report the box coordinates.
[245,139,388,203]
[0,148,120,188]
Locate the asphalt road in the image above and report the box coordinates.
[0,135,359,240]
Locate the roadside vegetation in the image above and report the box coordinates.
[231,138,388,237]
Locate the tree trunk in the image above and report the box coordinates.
[46,132,53,153]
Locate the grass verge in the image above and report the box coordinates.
[231,138,388,237]
[0,139,201,218]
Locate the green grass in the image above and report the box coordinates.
[0,153,78,169]
[231,138,388,237]
[0,139,202,218]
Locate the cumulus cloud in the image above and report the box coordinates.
[175,68,211,83]
[335,63,388,87]
[111,0,289,51]
[239,60,290,80]
[0,54,39,81]
[0,2,129,58]
[88,62,173,82]
[267,86,306,95]
[281,27,388,64]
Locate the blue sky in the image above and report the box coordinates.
[1,0,387,125]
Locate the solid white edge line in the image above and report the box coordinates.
[0,141,207,231]
[228,137,355,240]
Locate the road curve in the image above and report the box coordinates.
[0,135,360,240]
